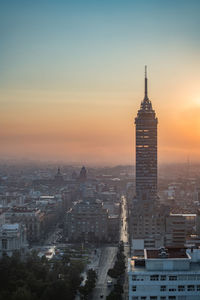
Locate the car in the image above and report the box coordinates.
[107,280,113,287]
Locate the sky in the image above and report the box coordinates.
[0,0,200,165]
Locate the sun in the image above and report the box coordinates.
[194,98,200,106]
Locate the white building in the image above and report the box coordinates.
[128,247,200,300]
[0,223,28,258]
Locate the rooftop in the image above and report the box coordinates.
[11,207,39,213]
[128,259,200,273]
[2,223,19,230]
[129,247,200,273]
[170,213,196,217]
[146,247,188,259]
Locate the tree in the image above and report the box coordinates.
[12,287,33,300]
[0,252,84,300]
[107,268,118,279]
[79,269,97,299]
[114,283,124,294]
[106,290,122,300]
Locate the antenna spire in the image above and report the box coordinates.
[144,65,148,99]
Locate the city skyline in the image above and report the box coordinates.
[1,0,200,165]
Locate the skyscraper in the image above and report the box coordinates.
[130,67,168,250]
[135,66,158,208]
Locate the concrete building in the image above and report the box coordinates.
[131,206,168,247]
[135,66,158,205]
[128,247,200,300]
[196,209,200,238]
[6,207,45,243]
[194,187,200,203]
[54,167,64,184]
[79,166,87,182]
[0,211,5,226]
[130,67,169,250]
[66,199,109,242]
[0,223,28,258]
[165,214,196,246]
[108,215,120,242]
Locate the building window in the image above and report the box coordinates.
[187,285,195,291]
[169,275,177,281]
[168,297,176,300]
[188,275,196,280]
[160,286,166,291]
[150,297,157,300]
[2,239,7,250]
[178,275,187,280]
[132,286,136,292]
[132,297,138,300]
[160,275,166,281]
[178,285,185,291]
[169,288,176,292]
[150,275,159,281]
[197,285,200,291]
[141,297,146,300]
[132,275,137,281]
[160,297,166,300]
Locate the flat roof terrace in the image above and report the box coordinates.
[146,247,189,259]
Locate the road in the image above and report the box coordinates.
[92,195,130,300]
[91,246,117,299]
[120,195,129,244]
[44,225,61,245]
[120,195,130,300]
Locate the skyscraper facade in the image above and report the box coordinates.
[130,67,168,250]
[135,66,158,206]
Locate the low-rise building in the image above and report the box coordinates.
[6,207,45,243]
[0,223,28,258]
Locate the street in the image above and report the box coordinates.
[91,195,130,300]
[120,195,130,300]
[91,246,118,299]
[120,195,129,245]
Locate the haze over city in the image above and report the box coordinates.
[1,0,200,165]
[2,1,200,300]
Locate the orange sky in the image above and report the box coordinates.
[1,1,200,165]
[1,72,200,165]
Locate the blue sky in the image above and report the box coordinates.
[1,0,200,91]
